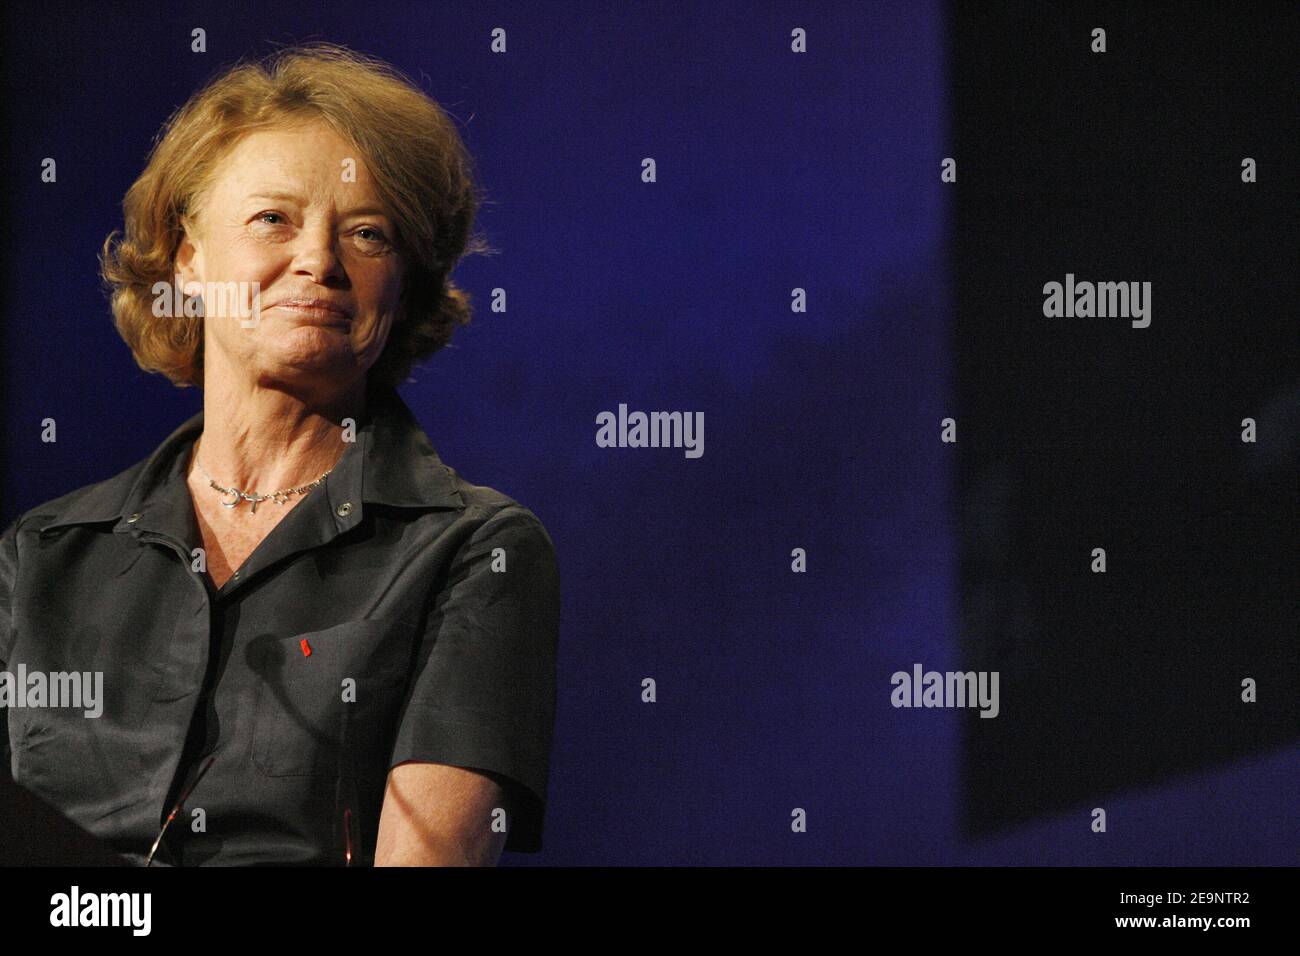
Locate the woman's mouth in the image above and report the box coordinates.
[269,298,353,326]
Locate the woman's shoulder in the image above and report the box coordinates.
[5,410,200,538]
[439,468,554,540]
[375,389,553,539]
[3,457,153,539]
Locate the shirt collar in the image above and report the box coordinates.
[37,385,465,534]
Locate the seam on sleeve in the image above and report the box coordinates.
[0,511,27,667]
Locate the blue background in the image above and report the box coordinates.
[1,0,1294,865]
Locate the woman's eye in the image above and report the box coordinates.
[353,227,392,252]
[255,212,286,225]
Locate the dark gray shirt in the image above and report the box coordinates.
[0,385,559,864]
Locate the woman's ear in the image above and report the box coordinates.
[174,216,200,290]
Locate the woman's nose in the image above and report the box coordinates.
[291,227,345,284]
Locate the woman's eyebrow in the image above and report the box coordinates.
[243,191,390,220]
[245,190,303,204]
[339,205,393,220]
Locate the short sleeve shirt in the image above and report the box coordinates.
[0,385,560,864]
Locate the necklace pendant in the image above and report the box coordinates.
[200,462,333,514]
[216,484,242,509]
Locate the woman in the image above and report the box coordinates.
[0,45,559,866]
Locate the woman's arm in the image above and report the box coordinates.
[374,761,509,866]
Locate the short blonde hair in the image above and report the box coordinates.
[100,43,490,389]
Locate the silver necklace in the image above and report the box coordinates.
[191,437,335,514]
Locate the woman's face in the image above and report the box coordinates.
[176,119,404,399]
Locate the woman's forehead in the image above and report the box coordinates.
[208,126,387,202]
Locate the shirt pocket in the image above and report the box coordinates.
[250,618,416,782]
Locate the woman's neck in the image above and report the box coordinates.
[190,377,366,496]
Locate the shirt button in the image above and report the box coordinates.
[336,502,353,517]
[126,513,142,523]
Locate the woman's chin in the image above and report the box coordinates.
[257,346,365,386]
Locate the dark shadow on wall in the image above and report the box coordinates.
[950,0,1299,837]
